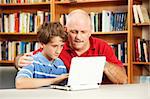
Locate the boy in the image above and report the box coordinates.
[16,22,68,89]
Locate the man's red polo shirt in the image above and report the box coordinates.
[59,37,123,70]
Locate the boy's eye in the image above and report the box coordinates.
[52,45,57,47]
[51,44,64,48]
[61,45,64,47]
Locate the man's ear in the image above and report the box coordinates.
[64,26,67,33]
[88,30,92,37]
[40,43,44,48]
[64,26,68,35]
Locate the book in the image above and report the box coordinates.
[143,40,148,62]
[136,5,150,23]
[140,76,150,83]
[133,5,140,24]
[102,10,112,32]
[135,38,140,62]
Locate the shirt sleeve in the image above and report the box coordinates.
[15,64,34,80]
[102,43,123,67]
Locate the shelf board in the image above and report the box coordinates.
[132,62,150,65]
[0,2,50,6]
[92,31,128,35]
[55,0,127,5]
[133,23,150,26]
[0,60,15,66]
[0,60,14,64]
[0,32,37,36]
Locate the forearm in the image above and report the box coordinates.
[16,74,68,89]
[16,78,57,89]
[104,62,127,84]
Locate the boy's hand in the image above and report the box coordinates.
[58,74,69,79]
[54,74,69,84]
[18,52,34,67]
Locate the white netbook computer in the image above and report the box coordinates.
[50,56,106,91]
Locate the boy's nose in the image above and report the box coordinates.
[55,47,61,54]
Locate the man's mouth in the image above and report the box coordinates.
[74,40,83,43]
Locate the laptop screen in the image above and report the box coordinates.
[67,56,106,86]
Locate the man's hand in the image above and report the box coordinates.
[104,62,127,84]
[15,52,34,69]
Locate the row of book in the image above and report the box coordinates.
[110,42,127,63]
[0,40,128,63]
[133,5,150,24]
[135,38,150,62]
[0,0,50,3]
[139,76,150,83]
[59,0,112,2]
[0,11,51,33]
[60,11,128,33]
[0,41,40,61]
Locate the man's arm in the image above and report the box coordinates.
[104,62,127,84]
[16,74,69,89]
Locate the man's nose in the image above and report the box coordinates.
[75,32,82,39]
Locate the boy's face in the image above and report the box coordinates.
[42,36,65,61]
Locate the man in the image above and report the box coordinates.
[15,9,127,84]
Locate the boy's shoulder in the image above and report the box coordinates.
[32,53,64,66]
[32,52,41,61]
[54,58,64,64]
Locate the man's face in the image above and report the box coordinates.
[67,20,91,51]
[42,36,65,61]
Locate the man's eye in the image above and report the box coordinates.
[70,30,78,33]
[81,31,85,33]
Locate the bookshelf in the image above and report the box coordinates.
[1,0,149,84]
[131,0,150,83]
[0,1,50,64]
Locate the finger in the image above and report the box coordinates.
[22,56,33,61]
[18,58,33,67]
[24,52,33,56]
[62,74,69,77]
[63,73,69,76]
[19,63,32,67]
[20,59,33,64]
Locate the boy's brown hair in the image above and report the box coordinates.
[37,22,67,44]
